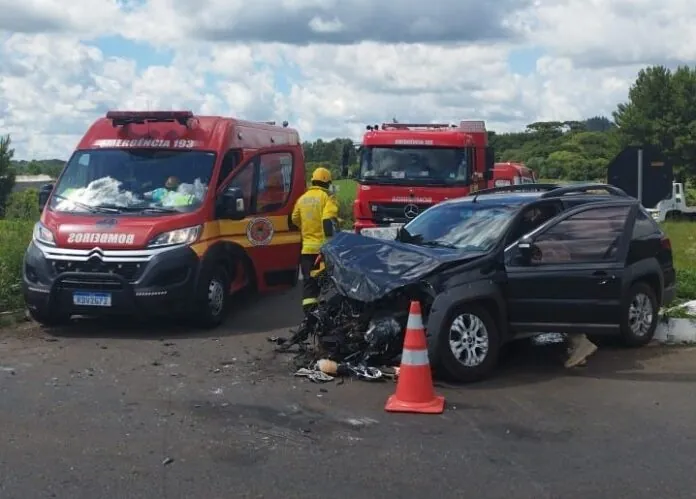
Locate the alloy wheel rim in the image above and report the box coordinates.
[628,292,653,336]
[448,313,489,367]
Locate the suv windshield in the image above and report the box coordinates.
[50,149,216,214]
[360,146,470,185]
[402,202,519,251]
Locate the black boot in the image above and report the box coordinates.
[278,307,316,351]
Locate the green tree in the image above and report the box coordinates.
[27,161,42,175]
[585,116,615,132]
[0,135,16,217]
[613,65,696,178]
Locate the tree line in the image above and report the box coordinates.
[3,63,696,214]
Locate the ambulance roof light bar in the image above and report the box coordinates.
[260,120,289,127]
[105,110,194,127]
[381,123,455,130]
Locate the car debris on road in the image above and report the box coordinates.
[271,229,469,380]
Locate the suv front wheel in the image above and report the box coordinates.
[435,303,501,383]
[620,281,658,347]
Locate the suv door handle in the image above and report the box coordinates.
[593,270,616,285]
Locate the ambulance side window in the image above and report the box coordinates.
[227,160,256,214]
[217,149,240,188]
[257,152,293,214]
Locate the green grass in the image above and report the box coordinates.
[662,221,696,302]
[0,220,33,312]
[334,179,357,229]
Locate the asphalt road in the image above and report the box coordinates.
[2,287,696,499]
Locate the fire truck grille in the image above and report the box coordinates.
[369,202,433,223]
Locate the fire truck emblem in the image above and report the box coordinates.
[404,204,419,219]
[246,217,274,246]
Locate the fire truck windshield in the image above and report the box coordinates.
[50,149,216,214]
[360,146,470,185]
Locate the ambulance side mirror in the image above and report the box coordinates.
[38,183,54,212]
[220,187,246,220]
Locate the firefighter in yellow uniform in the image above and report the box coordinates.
[291,167,339,323]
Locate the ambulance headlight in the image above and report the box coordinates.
[148,225,202,248]
[33,222,56,246]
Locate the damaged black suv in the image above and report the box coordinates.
[319,183,676,382]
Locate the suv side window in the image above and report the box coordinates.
[531,205,631,264]
[505,201,562,246]
[632,208,661,239]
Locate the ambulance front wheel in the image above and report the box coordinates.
[194,264,230,329]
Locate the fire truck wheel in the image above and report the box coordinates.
[28,307,71,327]
[194,264,230,329]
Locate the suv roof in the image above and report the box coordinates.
[444,183,635,207]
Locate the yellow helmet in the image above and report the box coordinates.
[311,167,332,184]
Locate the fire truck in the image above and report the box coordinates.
[490,162,537,187]
[23,110,305,328]
[340,121,495,239]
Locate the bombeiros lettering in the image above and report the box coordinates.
[67,232,136,245]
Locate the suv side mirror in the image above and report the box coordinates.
[517,235,540,264]
[484,147,495,181]
[219,187,246,220]
[38,183,54,211]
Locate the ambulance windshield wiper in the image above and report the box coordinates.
[52,195,120,214]
[94,204,179,214]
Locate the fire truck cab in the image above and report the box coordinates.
[341,121,495,239]
[23,111,305,328]
[490,162,536,187]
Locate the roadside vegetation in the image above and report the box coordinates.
[2,63,696,313]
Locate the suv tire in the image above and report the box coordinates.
[28,307,71,327]
[194,264,230,329]
[620,281,658,347]
[435,303,500,383]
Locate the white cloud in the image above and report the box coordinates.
[0,0,694,159]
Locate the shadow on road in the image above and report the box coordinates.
[452,338,696,389]
[44,287,303,340]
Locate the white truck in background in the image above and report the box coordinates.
[646,182,696,222]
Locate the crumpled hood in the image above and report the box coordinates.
[321,232,487,302]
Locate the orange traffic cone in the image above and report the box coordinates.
[385,300,445,414]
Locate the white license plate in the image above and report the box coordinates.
[360,227,399,240]
[73,292,112,307]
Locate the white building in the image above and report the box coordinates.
[12,174,54,193]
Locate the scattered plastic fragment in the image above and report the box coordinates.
[294,368,334,383]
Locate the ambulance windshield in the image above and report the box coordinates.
[359,146,470,185]
[50,149,216,214]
